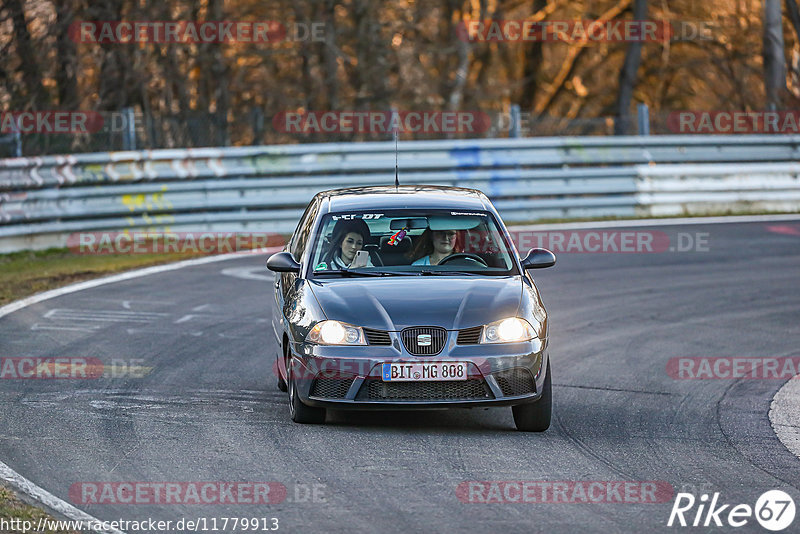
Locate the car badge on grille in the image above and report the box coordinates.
[417,334,432,346]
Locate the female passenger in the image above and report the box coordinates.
[321,218,373,269]
[409,228,461,265]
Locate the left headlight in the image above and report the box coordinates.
[307,320,366,345]
[480,317,536,344]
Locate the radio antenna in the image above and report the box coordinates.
[394,129,399,190]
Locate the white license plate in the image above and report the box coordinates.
[382,361,468,382]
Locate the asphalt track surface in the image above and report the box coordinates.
[1,221,799,533]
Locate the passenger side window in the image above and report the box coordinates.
[290,200,318,262]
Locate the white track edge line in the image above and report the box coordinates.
[0,247,281,533]
[769,378,800,462]
[0,251,279,321]
[0,463,124,534]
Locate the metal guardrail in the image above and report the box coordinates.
[635,162,800,216]
[1,136,799,252]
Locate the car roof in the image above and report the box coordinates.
[316,185,491,213]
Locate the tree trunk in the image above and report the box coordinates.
[94,0,132,111]
[209,0,230,146]
[320,0,340,110]
[518,0,547,111]
[764,0,787,109]
[614,0,648,135]
[786,0,800,39]
[55,0,79,109]
[4,0,48,108]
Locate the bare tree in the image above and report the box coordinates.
[613,0,646,135]
[1,0,797,153]
[3,0,48,108]
[55,0,78,109]
[764,0,787,109]
[518,0,547,111]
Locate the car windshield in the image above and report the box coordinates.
[309,209,518,276]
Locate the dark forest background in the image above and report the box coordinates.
[2,0,800,154]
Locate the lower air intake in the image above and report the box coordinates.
[363,379,492,401]
[309,375,355,399]
[493,368,536,396]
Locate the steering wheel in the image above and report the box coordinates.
[437,253,488,267]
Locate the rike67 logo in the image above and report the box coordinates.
[668,490,795,531]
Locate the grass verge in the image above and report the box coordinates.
[0,248,200,307]
[0,485,79,533]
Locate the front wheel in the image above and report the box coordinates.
[288,359,326,424]
[277,354,287,392]
[512,360,551,432]
[277,373,288,392]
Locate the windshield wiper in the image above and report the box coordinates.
[315,269,408,277]
[419,270,483,276]
[317,268,488,277]
[315,269,384,277]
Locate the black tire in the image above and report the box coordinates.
[277,346,288,391]
[277,372,288,392]
[512,360,552,432]
[288,360,326,424]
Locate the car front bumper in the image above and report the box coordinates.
[287,335,549,410]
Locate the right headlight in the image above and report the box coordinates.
[306,320,366,345]
[480,317,536,344]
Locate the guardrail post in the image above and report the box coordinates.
[251,107,264,145]
[13,129,22,157]
[510,104,521,138]
[122,107,136,151]
[637,103,650,136]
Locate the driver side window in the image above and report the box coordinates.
[290,201,318,262]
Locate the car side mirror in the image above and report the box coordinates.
[521,248,556,269]
[266,252,301,273]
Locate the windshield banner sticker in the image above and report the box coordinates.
[331,213,384,221]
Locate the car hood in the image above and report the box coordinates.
[308,277,522,331]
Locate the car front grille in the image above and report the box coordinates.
[457,326,483,344]
[493,368,536,397]
[363,379,492,401]
[400,326,447,355]
[309,375,355,399]
[363,328,392,346]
